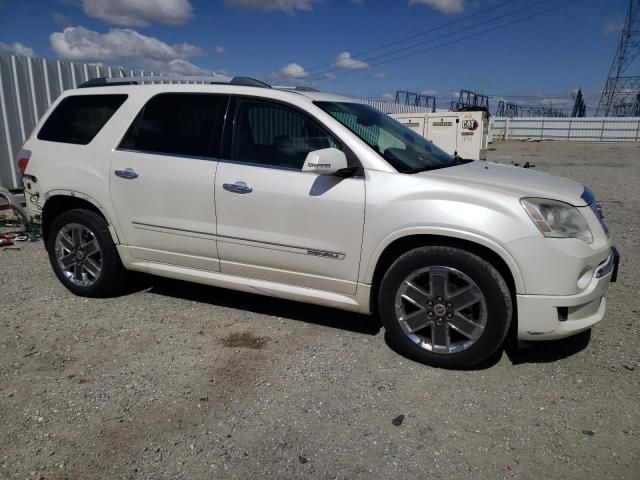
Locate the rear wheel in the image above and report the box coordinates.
[378,246,512,369]
[47,208,127,297]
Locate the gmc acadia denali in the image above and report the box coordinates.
[17,76,619,368]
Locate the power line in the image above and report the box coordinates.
[306,0,581,82]
[301,0,554,81]
[289,0,520,77]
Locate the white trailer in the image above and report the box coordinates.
[390,111,488,160]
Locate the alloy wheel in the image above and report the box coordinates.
[54,223,103,287]
[394,266,487,354]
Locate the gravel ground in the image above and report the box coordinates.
[1,141,639,480]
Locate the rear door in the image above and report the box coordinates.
[110,93,228,271]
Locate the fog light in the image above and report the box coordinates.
[577,267,593,290]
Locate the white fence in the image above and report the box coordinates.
[490,117,640,142]
[0,53,168,189]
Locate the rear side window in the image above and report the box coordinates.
[38,94,127,145]
[119,93,226,158]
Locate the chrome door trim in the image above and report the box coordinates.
[131,221,345,260]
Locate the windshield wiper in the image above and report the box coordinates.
[402,153,474,174]
[403,166,435,174]
[453,154,473,165]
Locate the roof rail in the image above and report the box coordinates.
[229,77,272,88]
[78,75,272,89]
[273,85,320,92]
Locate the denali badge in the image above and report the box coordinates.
[306,249,344,260]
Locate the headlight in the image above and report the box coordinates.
[521,198,593,244]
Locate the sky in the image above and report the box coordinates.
[0,0,635,112]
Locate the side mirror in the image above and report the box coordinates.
[302,148,348,175]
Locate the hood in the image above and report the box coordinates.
[426,161,587,206]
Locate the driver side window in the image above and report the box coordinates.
[231,99,339,170]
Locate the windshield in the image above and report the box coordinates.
[315,101,464,173]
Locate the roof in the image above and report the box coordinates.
[74,75,357,104]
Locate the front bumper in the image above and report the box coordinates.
[516,248,619,340]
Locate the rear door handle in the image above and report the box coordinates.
[223,182,252,194]
[114,168,139,180]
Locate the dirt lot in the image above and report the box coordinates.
[1,141,639,479]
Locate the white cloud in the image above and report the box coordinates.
[409,0,464,15]
[420,89,437,96]
[382,93,394,100]
[0,41,35,56]
[373,72,387,79]
[279,62,309,79]
[215,46,225,54]
[603,18,624,35]
[224,0,318,14]
[81,0,193,27]
[322,73,337,81]
[144,58,212,75]
[334,51,368,70]
[50,26,215,75]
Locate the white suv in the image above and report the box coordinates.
[17,76,618,368]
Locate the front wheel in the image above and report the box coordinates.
[47,208,127,297]
[378,246,512,369]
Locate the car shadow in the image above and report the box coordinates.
[127,273,380,336]
[383,329,592,371]
[116,274,592,365]
[504,329,592,365]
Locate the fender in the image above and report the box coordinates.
[44,189,122,245]
[363,225,526,294]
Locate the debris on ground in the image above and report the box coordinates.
[392,415,405,426]
[0,234,14,247]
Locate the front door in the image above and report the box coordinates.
[110,93,227,271]
[214,98,365,295]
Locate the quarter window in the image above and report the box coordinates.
[231,99,339,170]
[120,93,226,157]
[38,94,127,145]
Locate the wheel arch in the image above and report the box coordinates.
[367,230,525,313]
[41,192,118,246]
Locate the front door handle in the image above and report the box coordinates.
[114,168,139,180]
[223,182,253,194]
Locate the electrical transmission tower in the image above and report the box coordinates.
[451,90,489,111]
[395,90,436,111]
[596,0,640,116]
[572,88,587,117]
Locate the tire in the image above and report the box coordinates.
[378,246,512,369]
[46,208,127,297]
